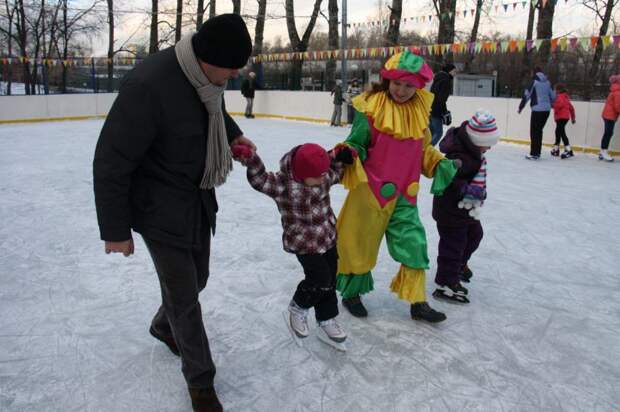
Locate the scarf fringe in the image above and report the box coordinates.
[175,35,233,189]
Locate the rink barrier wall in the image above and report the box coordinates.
[1,91,618,154]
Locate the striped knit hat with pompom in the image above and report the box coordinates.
[466,110,501,147]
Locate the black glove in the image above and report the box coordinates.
[335,146,355,164]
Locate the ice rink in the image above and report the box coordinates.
[1,117,619,411]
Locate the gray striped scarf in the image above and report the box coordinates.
[175,35,233,189]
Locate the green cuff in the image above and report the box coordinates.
[336,272,374,299]
[431,159,458,195]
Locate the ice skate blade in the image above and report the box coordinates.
[316,332,347,352]
[282,311,306,348]
[432,289,470,304]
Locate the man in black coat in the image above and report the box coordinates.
[93,14,254,412]
[241,71,256,118]
[429,63,456,146]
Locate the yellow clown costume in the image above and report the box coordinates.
[336,51,458,317]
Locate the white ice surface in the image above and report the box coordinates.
[1,117,619,411]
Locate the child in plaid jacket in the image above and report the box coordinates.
[232,142,355,346]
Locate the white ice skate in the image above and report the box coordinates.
[283,301,309,348]
[599,150,614,162]
[316,318,347,352]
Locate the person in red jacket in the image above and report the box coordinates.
[600,74,620,162]
[551,84,576,159]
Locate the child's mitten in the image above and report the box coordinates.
[461,184,486,201]
[231,144,253,163]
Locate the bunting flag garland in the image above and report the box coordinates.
[0,56,141,67]
[346,0,563,29]
[244,34,619,64]
[1,33,618,67]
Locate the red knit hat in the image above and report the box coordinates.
[292,144,330,181]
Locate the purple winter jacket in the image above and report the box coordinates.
[432,121,483,226]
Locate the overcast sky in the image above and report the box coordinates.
[89,0,610,55]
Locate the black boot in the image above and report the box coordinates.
[188,387,223,412]
[410,302,446,323]
[459,265,473,283]
[149,326,180,357]
[561,149,574,159]
[342,296,368,317]
[432,282,470,304]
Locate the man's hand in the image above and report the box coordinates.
[105,239,134,257]
[231,135,257,152]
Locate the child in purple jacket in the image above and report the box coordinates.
[431,110,500,304]
[232,142,355,348]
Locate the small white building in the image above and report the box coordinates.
[453,73,497,97]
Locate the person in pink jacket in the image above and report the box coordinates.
[551,84,576,159]
[600,74,620,161]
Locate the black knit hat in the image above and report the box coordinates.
[192,14,252,69]
[442,63,456,73]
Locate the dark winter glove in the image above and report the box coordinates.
[335,147,356,164]
[461,184,486,201]
[332,145,358,165]
[458,184,485,220]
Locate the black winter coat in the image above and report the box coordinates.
[432,122,483,226]
[430,70,453,117]
[93,47,243,248]
[241,78,256,98]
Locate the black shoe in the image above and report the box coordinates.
[249,114,255,119]
[525,154,540,160]
[561,150,574,159]
[460,265,473,283]
[188,387,223,412]
[432,282,470,304]
[342,296,368,317]
[551,147,560,157]
[410,302,446,323]
[149,326,180,357]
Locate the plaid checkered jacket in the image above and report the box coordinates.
[245,147,344,255]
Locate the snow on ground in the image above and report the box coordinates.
[0,117,619,412]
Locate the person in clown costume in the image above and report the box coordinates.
[335,50,459,323]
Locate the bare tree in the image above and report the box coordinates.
[325,0,338,90]
[253,0,267,55]
[1,1,18,94]
[431,0,457,66]
[384,0,402,46]
[521,0,537,78]
[209,0,216,18]
[175,0,182,42]
[232,0,240,14]
[106,0,113,91]
[149,0,158,53]
[536,0,556,66]
[14,0,33,94]
[29,0,47,94]
[284,0,323,89]
[582,0,619,99]
[51,0,101,93]
[463,0,484,73]
[196,0,205,28]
